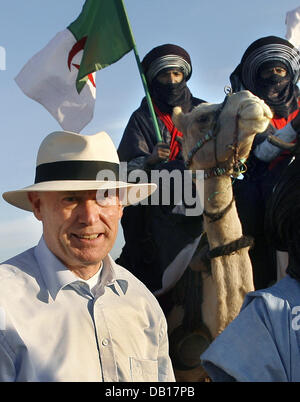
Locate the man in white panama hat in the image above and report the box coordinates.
[0,130,175,382]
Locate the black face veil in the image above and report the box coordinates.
[141,44,193,114]
[230,36,300,118]
[149,78,193,114]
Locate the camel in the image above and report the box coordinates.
[166,90,272,381]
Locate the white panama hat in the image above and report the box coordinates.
[3,130,157,211]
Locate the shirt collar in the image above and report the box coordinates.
[34,237,79,300]
[34,237,127,300]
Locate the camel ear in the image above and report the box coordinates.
[172,106,187,132]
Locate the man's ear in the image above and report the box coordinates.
[118,205,123,220]
[28,192,42,221]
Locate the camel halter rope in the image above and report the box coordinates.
[185,87,254,258]
[185,87,246,179]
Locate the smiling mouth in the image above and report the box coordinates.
[72,234,101,240]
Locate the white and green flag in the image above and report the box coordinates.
[15,0,134,132]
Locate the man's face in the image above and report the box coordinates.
[156,68,184,84]
[28,190,123,275]
[259,66,287,79]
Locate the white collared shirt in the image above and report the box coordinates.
[0,237,175,382]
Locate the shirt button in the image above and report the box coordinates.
[102,338,109,346]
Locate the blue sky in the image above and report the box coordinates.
[1,0,300,261]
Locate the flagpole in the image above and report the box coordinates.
[120,0,163,143]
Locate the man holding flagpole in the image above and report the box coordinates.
[117,44,206,310]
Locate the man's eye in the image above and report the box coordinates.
[96,189,118,206]
[63,197,78,203]
[97,190,108,199]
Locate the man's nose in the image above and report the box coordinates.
[169,73,177,84]
[78,200,100,225]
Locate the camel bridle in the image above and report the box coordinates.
[184,90,255,258]
[184,96,228,170]
[185,91,246,181]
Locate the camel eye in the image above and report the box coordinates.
[197,114,210,124]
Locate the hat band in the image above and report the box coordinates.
[35,160,120,183]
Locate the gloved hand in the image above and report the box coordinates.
[147,142,170,165]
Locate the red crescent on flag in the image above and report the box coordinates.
[68,36,96,88]
[72,64,96,88]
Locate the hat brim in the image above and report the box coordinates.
[3,180,157,212]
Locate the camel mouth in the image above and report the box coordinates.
[238,99,273,121]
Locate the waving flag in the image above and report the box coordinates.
[15,0,134,132]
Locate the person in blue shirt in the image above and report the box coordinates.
[201,157,300,382]
[0,130,175,382]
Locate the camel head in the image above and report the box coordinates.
[173,90,272,172]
